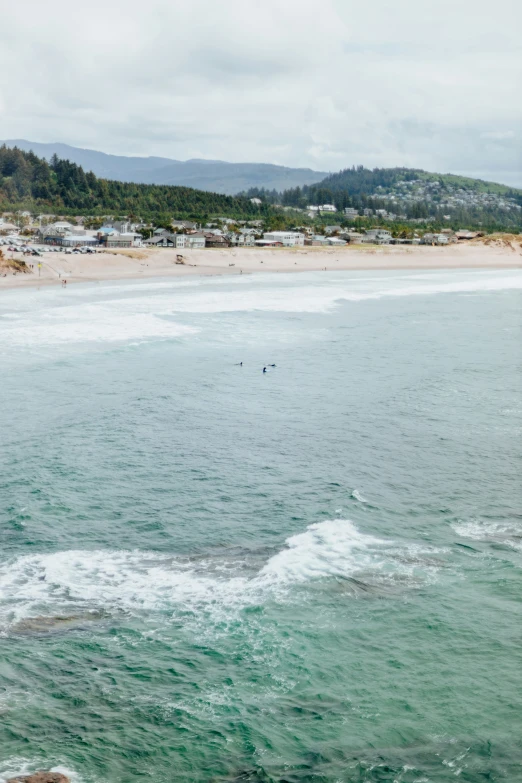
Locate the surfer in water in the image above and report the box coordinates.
[263,367,267,373]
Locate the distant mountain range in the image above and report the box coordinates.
[1,140,328,195]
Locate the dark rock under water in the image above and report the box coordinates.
[10,610,107,635]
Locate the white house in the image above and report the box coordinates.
[307,204,337,214]
[421,233,448,245]
[361,229,392,245]
[185,233,206,249]
[262,231,305,247]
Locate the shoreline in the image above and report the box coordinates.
[1,243,521,292]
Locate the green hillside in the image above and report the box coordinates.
[313,166,522,197]
[0,145,265,220]
[243,166,522,230]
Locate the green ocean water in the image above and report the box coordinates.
[0,269,521,782]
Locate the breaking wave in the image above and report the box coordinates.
[452,519,522,551]
[0,519,446,629]
[1,269,521,349]
[0,302,197,346]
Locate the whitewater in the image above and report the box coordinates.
[1,269,521,782]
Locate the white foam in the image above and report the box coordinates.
[452,519,522,551]
[259,519,384,583]
[101,271,522,316]
[2,270,521,349]
[351,489,368,503]
[0,301,196,346]
[0,519,445,628]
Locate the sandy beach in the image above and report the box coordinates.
[1,241,521,291]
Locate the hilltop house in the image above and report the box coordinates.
[172,220,197,231]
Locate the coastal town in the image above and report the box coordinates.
[0,211,487,256]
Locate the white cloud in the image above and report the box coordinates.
[0,0,521,184]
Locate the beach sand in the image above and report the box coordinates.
[1,241,521,291]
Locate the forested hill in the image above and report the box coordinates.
[242,166,522,229]
[311,166,521,197]
[1,140,328,195]
[0,145,265,220]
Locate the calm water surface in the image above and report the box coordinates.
[0,269,521,782]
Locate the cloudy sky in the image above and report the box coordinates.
[1,0,521,185]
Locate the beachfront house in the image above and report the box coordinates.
[100,234,134,248]
[0,221,19,234]
[145,235,175,248]
[361,229,392,245]
[185,233,206,249]
[61,235,98,248]
[421,233,449,245]
[205,234,230,248]
[306,235,329,246]
[455,230,479,240]
[96,226,118,239]
[344,232,364,244]
[144,233,186,248]
[262,231,305,247]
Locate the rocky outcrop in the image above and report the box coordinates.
[7,773,70,783]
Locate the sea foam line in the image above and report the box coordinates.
[0,519,447,628]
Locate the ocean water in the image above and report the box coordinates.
[0,269,521,783]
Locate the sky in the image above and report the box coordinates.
[1,0,521,186]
